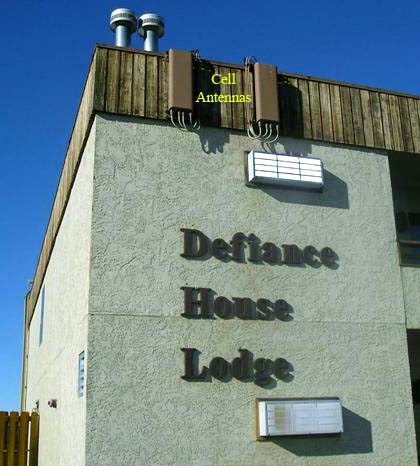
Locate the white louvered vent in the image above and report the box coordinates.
[247,151,324,190]
[257,398,343,437]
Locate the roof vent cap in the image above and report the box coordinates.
[138,13,164,51]
[110,8,137,47]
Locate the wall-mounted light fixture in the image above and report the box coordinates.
[246,151,323,190]
[256,398,343,439]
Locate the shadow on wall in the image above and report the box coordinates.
[271,407,372,456]
[198,126,230,154]
[194,60,231,155]
[256,169,349,210]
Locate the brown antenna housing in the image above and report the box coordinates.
[254,63,280,123]
[168,49,193,112]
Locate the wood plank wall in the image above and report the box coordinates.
[92,45,420,154]
[25,44,420,325]
[0,412,39,466]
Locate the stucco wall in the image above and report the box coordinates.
[86,115,417,466]
[25,122,95,466]
[388,152,420,329]
[401,267,420,328]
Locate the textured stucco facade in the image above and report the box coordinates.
[402,268,420,329]
[23,112,420,465]
[24,122,95,466]
[83,114,417,466]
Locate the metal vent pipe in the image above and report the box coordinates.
[110,8,137,47]
[138,13,165,51]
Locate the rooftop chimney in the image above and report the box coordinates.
[110,8,137,47]
[138,14,165,51]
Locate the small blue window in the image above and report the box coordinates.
[78,352,85,398]
[39,286,45,345]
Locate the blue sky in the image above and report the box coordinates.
[1,0,419,411]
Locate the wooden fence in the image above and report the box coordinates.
[0,412,38,466]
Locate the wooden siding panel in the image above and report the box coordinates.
[340,87,355,145]
[380,93,394,150]
[242,66,255,130]
[319,82,333,141]
[330,84,344,143]
[389,94,404,151]
[194,61,207,126]
[399,97,414,153]
[308,81,322,140]
[118,51,133,115]
[360,90,374,147]
[105,49,121,113]
[145,55,158,118]
[298,79,312,139]
[82,65,93,133]
[408,98,420,153]
[287,77,302,137]
[369,92,385,148]
[93,47,108,112]
[158,56,168,119]
[350,88,365,146]
[219,66,233,128]
[206,63,221,127]
[417,99,420,151]
[71,108,83,162]
[132,53,146,116]
[279,76,292,136]
[231,68,245,130]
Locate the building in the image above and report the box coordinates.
[21,9,420,466]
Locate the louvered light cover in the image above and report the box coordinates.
[256,398,343,437]
[246,151,323,190]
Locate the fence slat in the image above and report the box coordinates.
[7,413,18,466]
[18,413,30,466]
[0,412,8,466]
[28,413,39,466]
